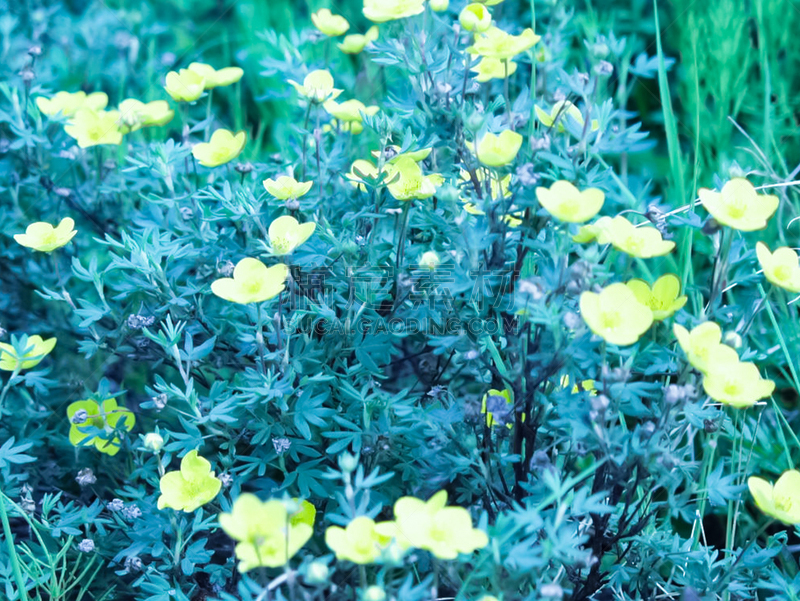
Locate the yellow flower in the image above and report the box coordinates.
[288,70,342,102]
[474,130,523,167]
[430,0,449,11]
[579,215,675,258]
[36,91,108,117]
[66,398,135,456]
[535,180,604,223]
[211,258,288,304]
[187,62,244,89]
[386,157,441,201]
[118,99,174,133]
[380,491,488,559]
[363,0,426,22]
[13,217,77,252]
[325,516,391,564]
[467,26,540,61]
[192,129,246,167]
[263,176,313,200]
[756,242,800,293]
[625,274,687,321]
[560,375,597,395]
[0,335,56,371]
[699,178,779,231]
[579,283,654,346]
[673,322,729,374]
[323,99,380,134]
[748,470,800,525]
[481,388,513,428]
[338,27,379,54]
[347,159,385,191]
[269,216,316,255]
[220,494,315,571]
[157,450,221,512]
[164,69,206,102]
[64,109,123,148]
[459,4,492,32]
[535,100,599,133]
[312,8,350,36]
[702,348,775,408]
[471,57,517,82]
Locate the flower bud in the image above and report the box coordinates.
[305,561,330,584]
[459,4,492,33]
[362,585,386,601]
[338,452,358,473]
[430,0,449,11]
[419,251,440,270]
[143,432,164,452]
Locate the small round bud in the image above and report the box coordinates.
[591,394,610,414]
[305,561,330,585]
[338,452,358,473]
[362,584,387,600]
[234,162,253,174]
[563,311,582,330]
[459,4,492,33]
[430,0,449,11]
[285,198,300,211]
[593,60,613,76]
[419,251,440,270]
[540,583,564,599]
[723,331,742,349]
[78,539,95,553]
[143,433,164,452]
[28,46,42,57]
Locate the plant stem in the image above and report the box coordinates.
[0,492,30,601]
[0,366,21,415]
[256,303,268,375]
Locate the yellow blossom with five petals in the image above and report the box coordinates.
[535,181,604,223]
[325,516,391,564]
[748,470,800,525]
[14,217,77,252]
[288,70,342,102]
[625,274,687,321]
[312,9,350,36]
[36,91,108,117]
[118,99,174,133]
[66,397,135,456]
[699,178,779,231]
[702,346,775,408]
[0,335,57,371]
[338,27,379,54]
[192,129,246,167]
[263,176,313,200]
[219,494,315,571]
[187,62,244,89]
[64,109,123,147]
[269,216,317,255]
[467,26,540,61]
[474,130,523,167]
[672,322,727,374]
[164,69,205,102]
[157,450,221,512]
[755,242,800,293]
[211,258,288,304]
[579,283,654,346]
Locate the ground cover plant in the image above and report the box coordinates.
[2,0,800,599]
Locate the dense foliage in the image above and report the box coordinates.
[2,1,800,600]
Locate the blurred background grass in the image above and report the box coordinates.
[2,0,799,201]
